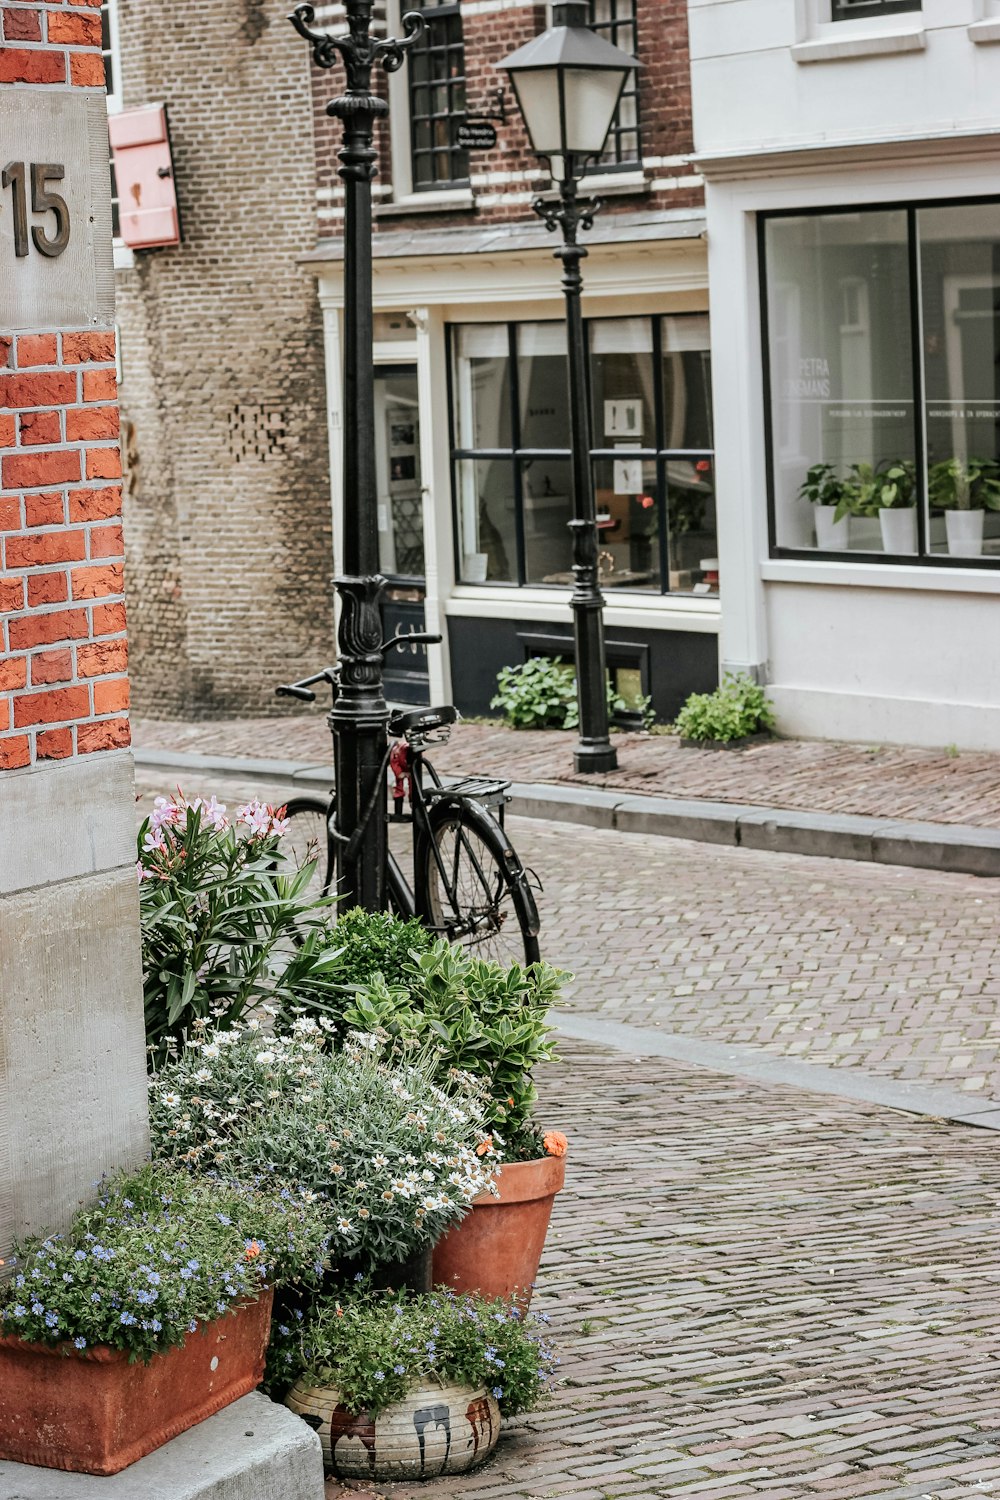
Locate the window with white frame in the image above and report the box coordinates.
[102,0,122,237]
[830,1,921,20]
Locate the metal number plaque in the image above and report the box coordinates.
[0,90,114,331]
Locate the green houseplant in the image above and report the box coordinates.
[840,460,917,554]
[798,461,853,548]
[928,456,1000,556]
[0,1164,330,1475]
[282,1287,556,1480]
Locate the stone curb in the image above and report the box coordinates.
[132,748,1000,878]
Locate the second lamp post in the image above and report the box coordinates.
[501,2,638,775]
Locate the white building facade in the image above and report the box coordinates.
[692,0,1000,748]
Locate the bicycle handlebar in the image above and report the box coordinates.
[275,632,442,703]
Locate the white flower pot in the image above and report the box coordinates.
[287,1378,500,1480]
[945,509,985,557]
[879,507,917,556]
[463,552,489,583]
[814,504,850,551]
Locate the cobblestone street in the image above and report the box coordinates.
[132,768,1000,1498]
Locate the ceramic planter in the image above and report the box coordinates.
[0,1290,273,1476]
[287,1378,500,1480]
[432,1154,565,1309]
[879,506,917,555]
[945,508,985,556]
[813,504,850,550]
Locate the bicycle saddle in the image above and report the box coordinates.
[388,704,459,737]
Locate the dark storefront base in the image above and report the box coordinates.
[446,614,719,725]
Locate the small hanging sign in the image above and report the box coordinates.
[456,120,498,151]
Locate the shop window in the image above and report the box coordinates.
[762,200,1000,564]
[450,315,717,595]
[589,0,640,168]
[830,1,921,18]
[407,1,469,189]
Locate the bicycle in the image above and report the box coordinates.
[274,632,541,966]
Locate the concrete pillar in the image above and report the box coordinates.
[0,0,149,1264]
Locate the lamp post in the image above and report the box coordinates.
[289,2,423,909]
[500,2,637,775]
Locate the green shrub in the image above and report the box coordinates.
[491,657,653,731]
[673,672,776,744]
[273,1287,556,1418]
[344,940,566,1162]
[325,907,432,988]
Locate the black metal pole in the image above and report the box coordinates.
[535,174,617,774]
[290,2,424,908]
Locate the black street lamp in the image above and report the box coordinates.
[289,2,423,909]
[500,1,638,775]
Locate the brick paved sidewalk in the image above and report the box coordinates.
[324,1038,1000,1500]
[132,715,1000,830]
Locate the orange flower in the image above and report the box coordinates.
[543,1131,568,1158]
[335,1304,344,1318]
[244,1241,262,1260]
[475,1136,494,1157]
[507,1096,514,1107]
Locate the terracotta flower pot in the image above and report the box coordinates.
[432,1153,565,1308]
[0,1290,273,1476]
[287,1377,499,1480]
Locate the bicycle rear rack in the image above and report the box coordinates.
[426,775,512,809]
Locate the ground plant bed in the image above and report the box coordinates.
[0,1291,274,1476]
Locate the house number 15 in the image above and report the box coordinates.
[2,162,71,258]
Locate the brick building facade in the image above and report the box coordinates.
[113,0,718,721]
[0,0,148,1263]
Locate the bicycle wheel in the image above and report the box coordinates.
[272,796,335,907]
[418,800,540,967]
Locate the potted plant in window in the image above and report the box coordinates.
[798,462,852,550]
[281,1286,556,1480]
[844,459,918,555]
[928,456,1000,557]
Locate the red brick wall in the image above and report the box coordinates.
[313,0,700,239]
[0,1,127,770]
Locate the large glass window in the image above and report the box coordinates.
[763,201,1000,564]
[407,1,469,189]
[451,316,716,594]
[589,0,640,168]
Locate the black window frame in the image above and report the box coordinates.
[759,194,1000,571]
[407,0,470,191]
[830,1,921,20]
[447,315,715,596]
[588,0,641,172]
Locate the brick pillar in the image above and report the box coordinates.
[0,0,148,1262]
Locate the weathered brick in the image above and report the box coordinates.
[78,717,129,752]
[0,735,31,770]
[35,726,74,759]
[18,410,61,446]
[93,676,129,714]
[85,445,122,480]
[2,8,41,42]
[26,571,69,607]
[0,657,27,692]
[0,576,24,612]
[23,491,65,527]
[0,45,65,83]
[2,448,81,489]
[13,685,90,727]
[70,561,124,600]
[69,49,104,86]
[46,7,99,43]
[0,370,76,409]
[0,496,19,530]
[0,413,15,447]
[66,405,119,442]
[68,485,121,523]
[29,649,73,687]
[88,523,124,559]
[76,637,127,677]
[82,368,117,403]
[61,333,115,365]
[5,529,85,569]
[8,607,89,649]
[92,600,127,636]
[16,333,58,367]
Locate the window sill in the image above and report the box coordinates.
[113,241,135,270]
[762,558,1000,595]
[791,26,925,64]
[577,168,650,198]
[377,188,475,219]
[968,18,1000,44]
[446,585,721,632]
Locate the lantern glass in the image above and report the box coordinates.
[510,63,629,178]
